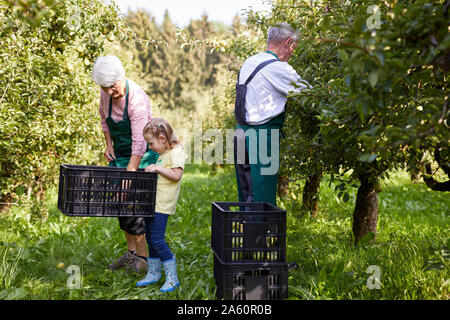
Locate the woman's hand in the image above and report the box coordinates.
[103,131,116,162]
[104,145,116,162]
[145,164,159,173]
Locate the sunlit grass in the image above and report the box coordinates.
[0,165,448,299]
[279,169,449,300]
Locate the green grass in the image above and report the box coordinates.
[0,165,448,299]
[281,170,450,300]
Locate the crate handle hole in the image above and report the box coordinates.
[244,269,269,277]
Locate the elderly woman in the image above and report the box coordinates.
[92,55,159,273]
[234,23,311,207]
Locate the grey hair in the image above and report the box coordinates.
[267,23,299,45]
[92,55,125,87]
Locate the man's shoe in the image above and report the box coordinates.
[108,251,136,270]
[127,255,148,274]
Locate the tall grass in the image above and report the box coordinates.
[0,165,448,299]
[0,247,22,288]
[280,170,449,300]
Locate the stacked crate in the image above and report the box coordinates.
[211,202,288,300]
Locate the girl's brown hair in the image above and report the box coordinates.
[143,118,181,150]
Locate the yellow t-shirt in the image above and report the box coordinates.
[155,144,186,215]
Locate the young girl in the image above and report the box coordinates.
[137,118,186,292]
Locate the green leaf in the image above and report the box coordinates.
[340,49,349,61]
[368,71,378,88]
[358,153,377,162]
[343,192,350,202]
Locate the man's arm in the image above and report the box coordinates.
[268,63,311,95]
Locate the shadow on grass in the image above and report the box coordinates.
[1,165,448,299]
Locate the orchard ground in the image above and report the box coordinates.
[0,164,448,300]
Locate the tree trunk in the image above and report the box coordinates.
[423,164,450,192]
[410,170,420,182]
[422,144,450,191]
[0,162,12,214]
[210,163,222,176]
[0,194,12,215]
[277,175,290,197]
[352,174,378,245]
[302,171,322,218]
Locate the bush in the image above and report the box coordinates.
[0,0,130,208]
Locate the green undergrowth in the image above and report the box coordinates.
[0,165,448,300]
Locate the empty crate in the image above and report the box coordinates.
[211,202,286,264]
[57,164,157,217]
[214,254,288,300]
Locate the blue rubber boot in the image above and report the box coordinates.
[136,258,161,287]
[160,258,180,292]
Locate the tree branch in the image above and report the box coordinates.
[315,38,371,56]
[423,163,450,191]
[373,98,448,153]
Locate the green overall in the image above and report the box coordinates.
[234,51,285,207]
[235,112,286,207]
[106,79,159,235]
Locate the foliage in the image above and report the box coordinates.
[0,1,258,212]
[201,16,266,169]
[121,9,232,112]
[229,0,450,242]
[0,165,448,299]
[246,0,449,188]
[0,0,132,207]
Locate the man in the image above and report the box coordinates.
[234,23,310,207]
[92,55,159,273]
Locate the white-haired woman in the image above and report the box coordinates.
[92,55,158,273]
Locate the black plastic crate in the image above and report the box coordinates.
[57,164,157,217]
[211,202,286,264]
[214,254,288,300]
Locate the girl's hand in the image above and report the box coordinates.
[145,164,159,173]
